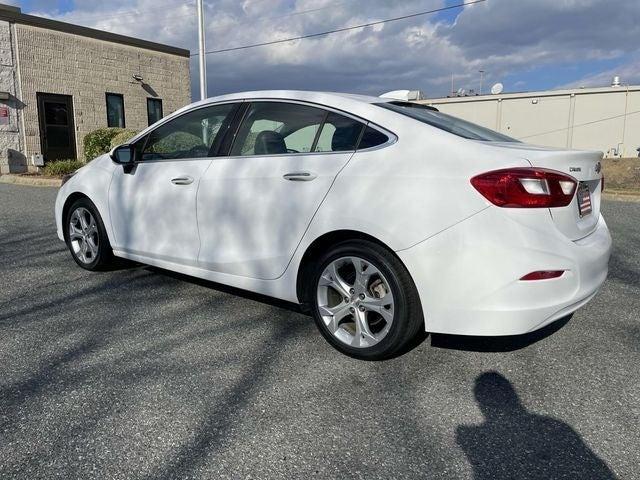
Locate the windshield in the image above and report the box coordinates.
[377,102,519,143]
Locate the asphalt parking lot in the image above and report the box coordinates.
[0,183,638,480]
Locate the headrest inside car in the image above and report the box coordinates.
[254,130,287,155]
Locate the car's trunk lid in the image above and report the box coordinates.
[493,143,603,240]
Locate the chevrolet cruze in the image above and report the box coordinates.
[55,90,611,360]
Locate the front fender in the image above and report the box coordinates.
[55,155,116,244]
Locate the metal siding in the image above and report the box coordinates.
[422,87,640,157]
[571,91,626,156]
[500,95,571,148]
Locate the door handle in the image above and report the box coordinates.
[283,171,317,181]
[171,176,194,185]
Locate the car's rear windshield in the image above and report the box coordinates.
[377,101,519,143]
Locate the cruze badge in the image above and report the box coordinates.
[594,162,602,174]
[569,167,582,172]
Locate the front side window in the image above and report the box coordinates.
[140,103,237,161]
[231,102,327,156]
[377,101,518,142]
[147,98,163,126]
[106,93,125,128]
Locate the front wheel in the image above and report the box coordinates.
[65,198,114,270]
[310,240,424,360]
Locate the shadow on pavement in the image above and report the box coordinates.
[430,315,572,352]
[145,266,304,314]
[145,266,431,358]
[457,372,616,480]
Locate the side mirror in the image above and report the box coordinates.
[110,144,134,164]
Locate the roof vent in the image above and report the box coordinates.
[611,76,621,87]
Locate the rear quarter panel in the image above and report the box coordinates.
[306,116,532,251]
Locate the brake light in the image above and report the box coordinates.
[520,270,565,281]
[470,168,577,208]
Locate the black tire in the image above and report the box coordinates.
[64,197,114,271]
[309,239,424,360]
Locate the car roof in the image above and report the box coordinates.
[178,91,394,115]
[207,90,390,104]
[129,90,399,145]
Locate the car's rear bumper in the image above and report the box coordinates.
[397,208,611,336]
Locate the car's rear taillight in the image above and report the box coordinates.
[470,168,577,208]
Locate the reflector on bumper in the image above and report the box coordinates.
[520,270,565,281]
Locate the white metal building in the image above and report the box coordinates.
[417,83,640,158]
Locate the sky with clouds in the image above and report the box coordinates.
[9,0,640,100]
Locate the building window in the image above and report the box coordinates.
[106,93,125,128]
[147,98,163,126]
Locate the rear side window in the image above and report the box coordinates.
[229,102,391,156]
[315,112,364,152]
[377,101,518,142]
[231,102,326,155]
[358,126,389,149]
[285,124,319,153]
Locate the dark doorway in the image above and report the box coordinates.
[37,93,77,161]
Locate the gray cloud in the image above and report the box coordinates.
[33,0,640,99]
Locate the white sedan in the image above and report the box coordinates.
[55,90,611,360]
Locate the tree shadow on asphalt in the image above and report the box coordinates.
[146,315,305,480]
[144,266,432,359]
[456,371,616,480]
[144,265,304,314]
[0,261,314,478]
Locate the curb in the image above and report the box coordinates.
[0,174,62,187]
[602,191,640,203]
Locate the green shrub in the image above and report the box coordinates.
[83,128,126,160]
[42,159,85,177]
[110,129,139,150]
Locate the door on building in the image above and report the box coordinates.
[37,93,77,160]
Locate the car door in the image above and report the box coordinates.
[197,101,366,279]
[108,102,239,265]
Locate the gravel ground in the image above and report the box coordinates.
[0,184,638,480]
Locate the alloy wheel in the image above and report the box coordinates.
[316,256,395,348]
[68,207,99,264]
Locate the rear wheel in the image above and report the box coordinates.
[310,240,424,360]
[65,198,114,270]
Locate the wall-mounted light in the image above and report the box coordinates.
[531,98,539,104]
[0,91,9,100]
[132,74,144,82]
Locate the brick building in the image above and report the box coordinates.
[0,3,191,173]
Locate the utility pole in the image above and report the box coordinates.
[479,69,485,96]
[197,0,207,101]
